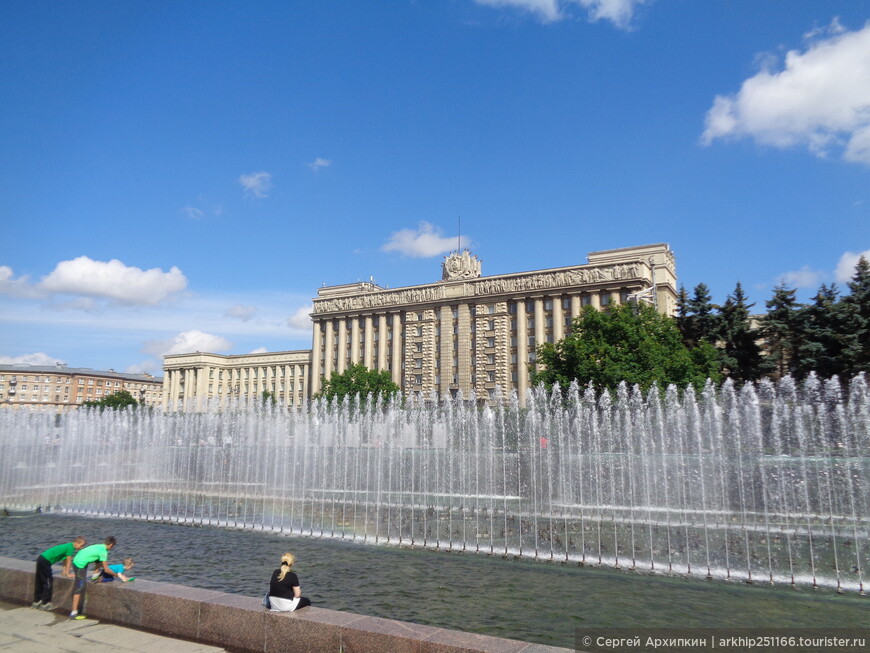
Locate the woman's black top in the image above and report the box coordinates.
[269,569,299,599]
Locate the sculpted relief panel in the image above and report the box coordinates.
[312,262,644,315]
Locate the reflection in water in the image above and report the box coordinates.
[0,514,868,648]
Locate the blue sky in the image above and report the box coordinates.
[1,0,868,376]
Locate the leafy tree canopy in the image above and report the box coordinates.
[533,303,721,394]
[81,390,140,411]
[314,364,401,403]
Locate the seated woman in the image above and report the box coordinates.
[268,552,311,612]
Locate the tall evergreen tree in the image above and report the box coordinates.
[684,283,720,347]
[675,285,690,346]
[717,282,766,383]
[841,256,870,376]
[793,283,846,380]
[760,283,801,379]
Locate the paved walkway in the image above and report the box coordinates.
[0,601,225,653]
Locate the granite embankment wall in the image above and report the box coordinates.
[0,557,572,653]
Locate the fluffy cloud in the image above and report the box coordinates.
[39,257,187,306]
[473,0,644,27]
[249,347,268,354]
[702,21,870,164]
[0,266,37,298]
[381,222,470,258]
[287,305,313,331]
[0,352,64,366]
[239,171,273,198]
[225,304,258,322]
[836,249,870,283]
[778,266,824,289]
[308,157,332,172]
[143,330,233,357]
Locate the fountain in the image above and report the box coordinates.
[1,373,868,594]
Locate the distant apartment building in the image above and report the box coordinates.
[163,243,678,409]
[0,364,163,412]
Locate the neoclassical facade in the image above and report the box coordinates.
[310,243,676,402]
[162,350,310,411]
[162,243,677,409]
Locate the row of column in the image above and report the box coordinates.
[311,313,403,394]
[310,289,611,402]
[163,364,310,410]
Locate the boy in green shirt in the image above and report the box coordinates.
[69,536,127,619]
[32,536,86,611]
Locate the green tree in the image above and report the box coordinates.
[792,283,846,380]
[533,303,721,394]
[261,390,277,406]
[759,283,801,379]
[717,282,766,383]
[682,283,720,348]
[81,390,139,411]
[314,364,401,403]
[841,255,870,376]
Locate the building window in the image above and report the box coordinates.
[486,337,495,347]
[414,375,423,385]
[487,371,495,382]
[601,294,611,306]
[582,295,591,306]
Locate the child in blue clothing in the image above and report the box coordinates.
[93,557,134,582]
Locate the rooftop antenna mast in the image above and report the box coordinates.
[457,215,461,253]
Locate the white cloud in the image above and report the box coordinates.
[225,304,258,322]
[0,266,37,298]
[381,222,470,258]
[308,157,332,172]
[836,249,870,283]
[181,206,204,220]
[702,21,870,164]
[475,0,561,23]
[576,0,644,29]
[249,347,268,354]
[239,171,273,198]
[0,352,64,366]
[287,305,313,331]
[39,257,187,306]
[125,360,161,375]
[143,330,233,357]
[778,265,824,289]
[473,0,644,27]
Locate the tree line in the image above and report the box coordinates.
[535,256,869,393]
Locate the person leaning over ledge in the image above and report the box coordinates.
[268,552,311,612]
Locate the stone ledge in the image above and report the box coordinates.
[0,557,571,653]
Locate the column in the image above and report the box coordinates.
[553,295,564,343]
[377,315,388,371]
[439,305,453,396]
[337,319,348,374]
[363,315,374,369]
[570,294,581,321]
[196,366,208,409]
[590,292,601,310]
[517,300,528,406]
[391,313,402,386]
[301,362,310,404]
[324,320,335,381]
[534,298,546,373]
[457,303,472,394]
[350,317,360,365]
[311,321,324,394]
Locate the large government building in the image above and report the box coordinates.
[162,243,677,409]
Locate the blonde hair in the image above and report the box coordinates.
[122,557,134,568]
[277,552,295,582]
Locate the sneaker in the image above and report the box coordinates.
[68,611,78,619]
[90,572,101,581]
[31,601,43,609]
[38,602,53,611]
[73,615,87,620]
